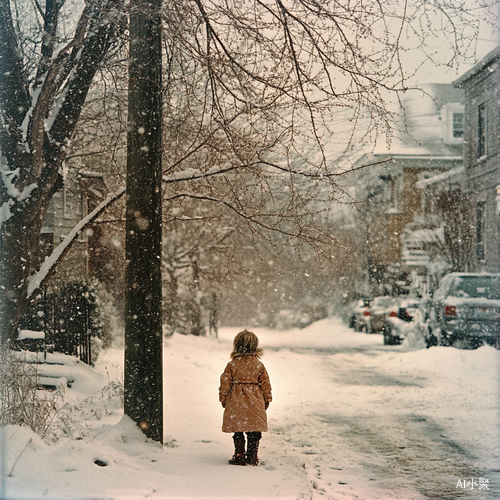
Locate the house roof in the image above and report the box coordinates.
[416,165,464,188]
[453,45,500,88]
[372,83,464,158]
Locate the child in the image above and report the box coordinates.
[219,330,272,466]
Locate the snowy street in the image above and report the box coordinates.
[3,317,500,500]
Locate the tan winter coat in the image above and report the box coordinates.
[219,354,272,433]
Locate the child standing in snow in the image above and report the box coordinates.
[219,330,272,466]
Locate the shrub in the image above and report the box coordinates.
[0,348,59,435]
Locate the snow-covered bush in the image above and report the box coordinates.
[272,305,328,330]
[273,309,313,330]
[0,348,59,434]
[401,309,427,350]
[46,381,124,442]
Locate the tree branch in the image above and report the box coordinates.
[0,0,31,173]
[163,191,339,247]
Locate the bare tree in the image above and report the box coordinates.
[157,0,493,277]
[0,0,126,343]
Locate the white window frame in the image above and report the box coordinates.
[441,102,464,145]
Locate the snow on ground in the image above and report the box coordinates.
[2,317,499,499]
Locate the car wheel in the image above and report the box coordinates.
[470,338,482,349]
[452,337,469,349]
[440,333,451,347]
[349,316,356,329]
[455,337,481,350]
[383,332,392,345]
[425,328,437,348]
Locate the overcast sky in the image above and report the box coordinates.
[410,7,499,85]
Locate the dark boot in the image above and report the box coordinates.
[246,432,261,466]
[229,432,246,466]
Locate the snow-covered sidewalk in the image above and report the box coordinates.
[2,317,499,499]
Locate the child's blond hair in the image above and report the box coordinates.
[231,330,263,359]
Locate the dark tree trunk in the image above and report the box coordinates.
[124,0,163,443]
[0,219,38,344]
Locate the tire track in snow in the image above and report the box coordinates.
[311,412,492,499]
[265,343,498,499]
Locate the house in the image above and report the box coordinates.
[41,169,110,289]
[404,164,471,291]
[346,84,464,295]
[453,45,500,273]
[38,86,127,292]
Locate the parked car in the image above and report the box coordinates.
[369,296,396,335]
[384,297,421,345]
[397,298,420,322]
[348,298,371,332]
[423,273,500,348]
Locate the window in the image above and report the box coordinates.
[441,102,464,145]
[477,103,487,158]
[379,174,400,212]
[476,202,485,260]
[450,276,500,300]
[452,113,463,138]
[434,276,453,300]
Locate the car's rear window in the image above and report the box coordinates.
[406,302,420,309]
[373,297,393,308]
[449,276,500,300]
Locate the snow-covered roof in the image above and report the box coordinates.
[416,165,464,188]
[372,84,464,158]
[18,329,45,340]
[375,155,462,161]
[453,45,500,88]
[403,226,445,246]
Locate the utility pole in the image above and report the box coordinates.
[124,0,163,443]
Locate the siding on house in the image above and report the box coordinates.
[43,168,88,289]
[411,165,472,287]
[356,157,461,269]
[40,168,109,291]
[454,46,500,273]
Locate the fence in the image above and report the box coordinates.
[18,283,97,365]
